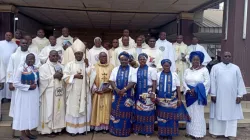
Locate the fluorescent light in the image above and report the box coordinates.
[14,17,18,20]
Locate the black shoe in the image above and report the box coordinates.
[27,134,37,139]
[70,133,77,137]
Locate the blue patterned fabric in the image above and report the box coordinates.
[156,71,190,137]
[185,83,207,107]
[133,65,155,135]
[109,65,134,137]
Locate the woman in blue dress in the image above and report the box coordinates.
[133,53,157,137]
[156,59,190,140]
[109,51,137,137]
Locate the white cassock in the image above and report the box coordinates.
[7,49,40,118]
[87,46,109,65]
[37,60,65,134]
[39,45,64,64]
[12,65,39,131]
[108,48,116,66]
[0,40,18,99]
[114,45,136,66]
[63,60,95,134]
[142,47,163,70]
[155,39,176,72]
[186,44,212,66]
[28,43,40,54]
[32,37,50,52]
[209,62,246,137]
[0,59,5,119]
[183,67,210,138]
[56,35,73,47]
[173,42,188,91]
[118,36,135,47]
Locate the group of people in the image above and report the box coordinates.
[0,28,247,140]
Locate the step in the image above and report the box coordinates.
[1,110,12,121]
[179,119,250,128]
[0,121,12,138]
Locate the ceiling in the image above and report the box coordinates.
[0,0,215,30]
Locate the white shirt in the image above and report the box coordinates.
[109,66,137,84]
[155,39,176,71]
[118,36,135,47]
[135,66,157,86]
[39,45,64,64]
[157,72,180,91]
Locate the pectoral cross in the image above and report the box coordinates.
[101,73,108,81]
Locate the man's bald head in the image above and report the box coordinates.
[99,52,108,64]
[5,32,13,41]
[223,51,232,64]
[49,50,59,63]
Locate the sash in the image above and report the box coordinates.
[158,71,173,98]
[185,83,207,107]
[115,65,130,96]
[135,65,148,99]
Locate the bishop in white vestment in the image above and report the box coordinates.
[39,36,64,64]
[186,37,212,66]
[114,36,136,66]
[155,32,176,72]
[0,32,18,99]
[32,29,50,52]
[37,50,65,136]
[63,39,94,135]
[7,39,40,118]
[118,29,135,47]
[209,52,246,139]
[87,37,109,65]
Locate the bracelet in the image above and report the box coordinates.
[124,87,127,91]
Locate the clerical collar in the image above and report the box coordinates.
[149,47,157,50]
[75,60,83,64]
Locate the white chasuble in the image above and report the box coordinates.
[37,61,65,134]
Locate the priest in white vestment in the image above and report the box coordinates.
[142,37,163,70]
[109,39,119,66]
[24,35,39,54]
[209,52,246,139]
[63,39,94,135]
[37,50,65,136]
[155,32,176,72]
[39,36,64,64]
[0,32,18,99]
[173,35,188,91]
[186,37,212,66]
[118,29,135,47]
[114,36,136,66]
[56,27,73,48]
[12,30,22,46]
[59,28,74,65]
[12,53,39,140]
[87,37,109,65]
[32,29,50,52]
[7,39,40,118]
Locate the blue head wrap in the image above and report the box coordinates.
[161,59,172,66]
[189,51,205,64]
[138,53,148,60]
[118,51,130,60]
